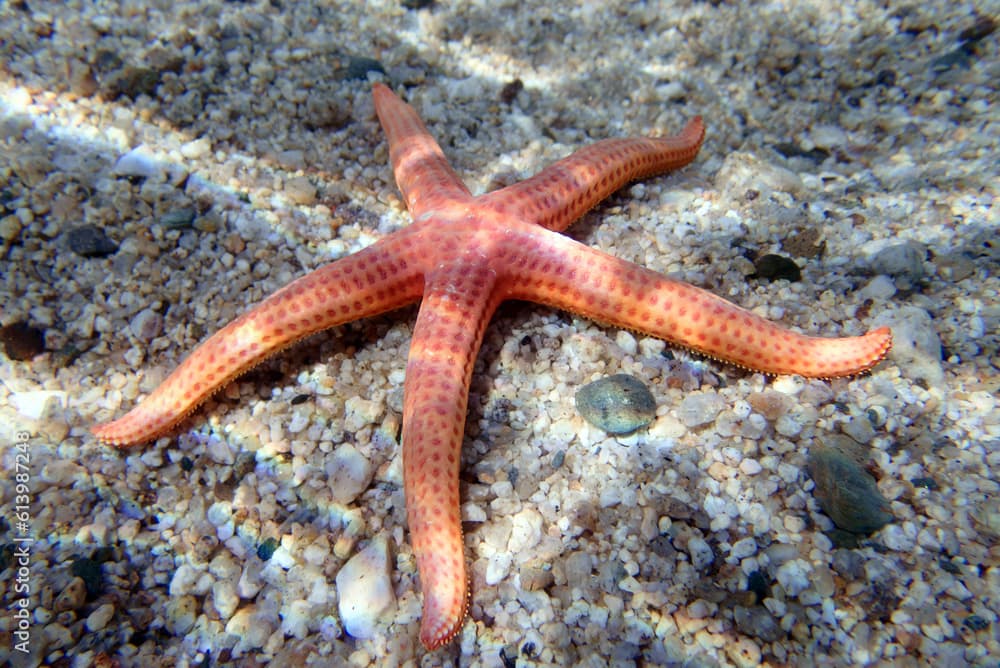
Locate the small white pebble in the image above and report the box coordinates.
[731,537,758,560]
[687,537,714,570]
[326,443,373,505]
[337,535,396,640]
[180,137,211,159]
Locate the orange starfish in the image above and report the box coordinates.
[93,83,892,649]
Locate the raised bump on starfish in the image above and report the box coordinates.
[93,82,892,650]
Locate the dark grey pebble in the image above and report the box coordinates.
[68,225,117,257]
[650,535,676,559]
[831,548,865,580]
[160,207,197,230]
[746,570,769,602]
[808,444,893,534]
[733,605,782,642]
[575,374,656,434]
[71,556,105,598]
[870,241,926,284]
[343,56,386,80]
[964,615,990,632]
[771,142,830,163]
[752,254,801,282]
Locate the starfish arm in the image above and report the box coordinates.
[402,259,502,649]
[92,233,428,446]
[478,116,704,231]
[501,232,892,378]
[373,83,473,217]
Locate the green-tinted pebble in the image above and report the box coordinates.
[808,443,893,534]
[575,374,656,435]
[257,537,279,561]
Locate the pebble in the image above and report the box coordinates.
[180,137,211,159]
[326,443,374,505]
[129,308,163,342]
[54,577,86,612]
[114,146,160,179]
[343,396,382,432]
[733,605,782,643]
[874,305,943,385]
[284,176,318,205]
[676,391,725,428]
[726,637,763,668]
[775,559,810,597]
[508,508,543,554]
[765,543,800,567]
[71,557,104,598]
[341,55,386,80]
[85,603,115,632]
[715,151,804,201]
[687,536,714,570]
[0,321,45,360]
[934,252,976,282]
[869,241,927,288]
[808,443,893,534]
[336,535,396,640]
[43,623,74,650]
[257,537,279,561]
[858,275,897,302]
[730,537,758,560]
[841,414,875,444]
[831,548,865,580]
[0,215,22,242]
[67,225,118,258]
[204,434,236,466]
[213,579,240,620]
[575,374,657,434]
[752,254,801,282]
[225,604,275,654]
[165,595,199,635]
[159,207,197,230]
[747,390,793,421]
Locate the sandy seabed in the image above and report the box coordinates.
[1,1,998,666]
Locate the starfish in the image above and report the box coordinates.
[93,83,892,649]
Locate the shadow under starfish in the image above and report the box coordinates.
[93,82,892,649]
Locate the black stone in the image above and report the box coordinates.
[68,225,117,258]
[752,254,801,282]
[0,322,44,360]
